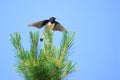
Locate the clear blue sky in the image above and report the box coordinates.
[0,0,120,80]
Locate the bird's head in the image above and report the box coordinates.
[49,16,56,23]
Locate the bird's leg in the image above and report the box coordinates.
[40,25,48,41]
[40,31,45,41]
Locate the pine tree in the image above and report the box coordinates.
[10,30,76,80]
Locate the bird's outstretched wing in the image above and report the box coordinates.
[28,20,49,28]
[53,21,67,33]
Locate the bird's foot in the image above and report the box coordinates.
[40,38,43,41]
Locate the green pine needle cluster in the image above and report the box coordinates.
[10,30,76,80]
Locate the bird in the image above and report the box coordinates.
[28,16,67,41]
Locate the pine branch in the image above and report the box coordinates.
[10,30,76,80]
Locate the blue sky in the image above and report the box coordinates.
[0,0,120,80]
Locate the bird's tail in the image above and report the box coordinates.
[28,24,33,26]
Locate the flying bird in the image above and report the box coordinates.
[28,16,67,41]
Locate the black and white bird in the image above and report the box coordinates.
[28,16,67,41]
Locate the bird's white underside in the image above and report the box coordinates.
[46,22,55,30]
[41,22,55,39]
